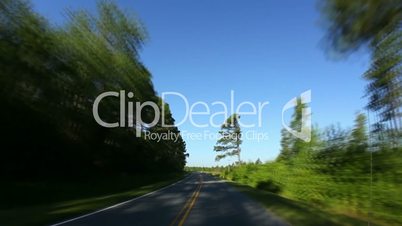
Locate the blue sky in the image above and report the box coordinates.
[32,0,370,166]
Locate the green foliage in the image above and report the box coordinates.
[364,29,402,142]
[219,111,402,225]
[230,182,374,226]
[321,0,402,54]
[350,113,368,148]
[316,5,402,223]
[0,0,187,179]
[256,180,281,193]
[321,0,402,141]
[278,98,315,161]
[214,113,242,163]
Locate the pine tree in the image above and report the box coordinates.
[364,29,402,141]
[349,113,368,149]
[214,114,242,163]
[277,99,309,161]
[277,128,292,161]
[321,0,402,144]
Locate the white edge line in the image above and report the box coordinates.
[49,173,193,226]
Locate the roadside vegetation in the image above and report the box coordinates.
[0,0,187,179]
[0,1,187,226]
[194,109,401,225]
[202,1,402,225]
[217,144,401,225]
[228,182,377,226]
[207,97,401,225]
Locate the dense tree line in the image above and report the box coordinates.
[0,0,187,179]
[223,102,401,223]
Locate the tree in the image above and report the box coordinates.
[0,0,187,178]
[277,128,293,161]
[214,114,242,163]
[321,0,402,144]
[277,98,310,161]
[349,113,368,149]
[321,0,402,54]
[364,30,402,138]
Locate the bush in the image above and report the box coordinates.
[256,179,281,193]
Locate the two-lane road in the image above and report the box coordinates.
[52,173,287,226]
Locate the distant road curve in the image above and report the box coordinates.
[50,172,288,226]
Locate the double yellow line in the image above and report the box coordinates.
[170,175,203,226]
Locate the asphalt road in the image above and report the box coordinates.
[51,173,288,226]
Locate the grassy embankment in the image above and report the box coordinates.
[208,161,400,226]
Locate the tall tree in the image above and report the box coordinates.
[214,114,242,163]
[0,0,187,178]
[321,0,402,142]
[278,128,293,161]
[364,30,402,136]
[349,113,368,150]
[277,99,310,161]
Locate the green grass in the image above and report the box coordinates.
[218,159,402,225]
[228,181,384,226]
[0,173,186,226]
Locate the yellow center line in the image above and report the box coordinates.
[177,177,202,226]
[169,184,199,226]
[169,175,203,226]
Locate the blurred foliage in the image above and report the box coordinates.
[219,111,401,225]
[364,29,402,144]
[0,0,187,179]
[321,0,402,142]
[320,0,402,54]
[256,179,281,193]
